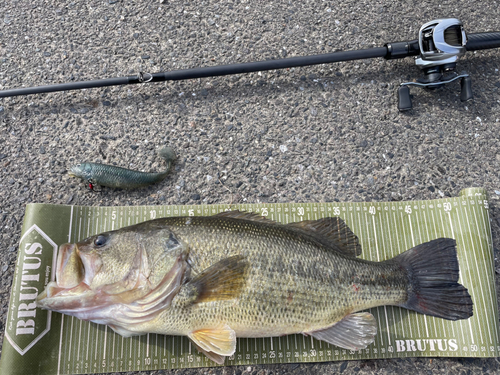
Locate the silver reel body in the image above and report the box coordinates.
[398,18,472,111]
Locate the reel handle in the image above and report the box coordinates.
[460,76,473,102]
[398,86,413,112]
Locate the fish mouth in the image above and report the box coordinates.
[36,243,93,311]
[56,243,85,288]
[68,168,79,178]
[68,164,83,178]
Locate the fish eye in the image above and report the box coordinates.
[93,234,108,247]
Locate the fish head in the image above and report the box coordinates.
[37,223,188,328]
[68,163,91,179]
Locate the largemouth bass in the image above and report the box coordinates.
[37,211,473,364]
[69,146,176,189]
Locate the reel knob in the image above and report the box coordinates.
[460,76,473,101]
[398,86,413,111]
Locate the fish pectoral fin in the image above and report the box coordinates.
[188,255,249,303]
[189,325,236,363]
[306,312,377,351]
[286,217,362,257]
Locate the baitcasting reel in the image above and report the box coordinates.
[398,19,472,111]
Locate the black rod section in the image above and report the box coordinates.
[466,32,500,51]
[0,47,388,98]
[0,76,137,98]
[161,47,389,80]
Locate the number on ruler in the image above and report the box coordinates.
[188,209,194,216]
[369,206,376,215]
[112,211,117,220]
[405,205,412,214]
[150,210,156,219]
[333,207,340,216]
[261,207,269,216]
[443,202,452,212]
[297,207,304,216]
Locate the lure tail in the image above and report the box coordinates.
[157,147,176,164]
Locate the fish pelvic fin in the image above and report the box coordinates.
[189,325,236,364]
[306,312,377,350]
[395,238,473,320]
[188,255,249,303]
[286,217,362,257]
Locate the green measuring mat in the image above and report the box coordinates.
[1,187,499,375]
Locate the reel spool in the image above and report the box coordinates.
[398,19,473,111]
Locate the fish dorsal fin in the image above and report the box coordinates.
[189,325,236,364]
[188,255,249,303]
[215,210,361,257]
[287,217,361,257]
[214,210,273,223]
[306,312,377,350]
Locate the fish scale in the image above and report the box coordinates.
[158,216,408,337]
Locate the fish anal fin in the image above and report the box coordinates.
[287,217,362,257]
[188,325,236,363]
[306,312,377,351]
[189,255,249,303]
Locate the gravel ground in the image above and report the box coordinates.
[1,0,500,374]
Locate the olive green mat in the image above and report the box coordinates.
[1,187,498,375]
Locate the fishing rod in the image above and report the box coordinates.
[1,18,499,111]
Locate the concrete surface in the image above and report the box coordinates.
[1,0,500,374]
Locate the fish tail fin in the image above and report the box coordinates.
[394,238,473,320]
